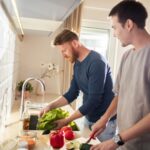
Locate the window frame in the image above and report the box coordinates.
[80,19,118,79]
[80,26,110,59]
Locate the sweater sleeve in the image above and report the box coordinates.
[63,74,80,103]
[79,60,108,115]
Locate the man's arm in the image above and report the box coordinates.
[40,96,68,116]
[91,113,150,150]
[63,73,80,104]
[102,96,118,121]
[59,96,117,129]
[54,110,83,129]
[40,71,79,116]
[91,96,118,137]
[120,113,150,142]
[47,96,69,109]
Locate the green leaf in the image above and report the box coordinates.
[69,121,80,131]
[37,108,69,130]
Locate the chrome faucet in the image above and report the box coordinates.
[19,77,45,120]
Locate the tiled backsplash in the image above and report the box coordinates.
[0,5,20,132]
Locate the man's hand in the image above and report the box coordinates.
[91,117,108,138]
[54,118,70,129]
[39,104,52,117]
[53,110,83,129]
[90,139,118,150]
[39,96,69,117]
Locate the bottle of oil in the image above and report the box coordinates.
[22,107,30,130]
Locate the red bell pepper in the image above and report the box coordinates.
[50,130,64,148]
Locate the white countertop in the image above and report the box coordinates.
[34,134,99,150]
[0,94,96,149]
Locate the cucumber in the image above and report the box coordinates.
[80,143,92,150]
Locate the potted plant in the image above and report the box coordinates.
[16,80,33,99]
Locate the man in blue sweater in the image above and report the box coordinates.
[40,29,116,141]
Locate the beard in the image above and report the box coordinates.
[66,49,79,63]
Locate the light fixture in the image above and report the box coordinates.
[10,0,24,35]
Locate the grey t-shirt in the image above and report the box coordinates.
[114,46,150,150]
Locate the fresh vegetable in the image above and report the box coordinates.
[80,143,92,150]
[66,142,75,150]
[50,130,64,148]
[60,126,72,133]
[69,121,80,131]
[42,129,51,135]
[66,141,92,150]
[37,108,69,130]
[64,130,75,140]
[60,126,75,140]
[66,141,80,150]
[37,108,80,132]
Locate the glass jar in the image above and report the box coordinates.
[17,131,37,150]
[22,107,30,130]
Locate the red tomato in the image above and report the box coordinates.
[50,130,64,148]
[64,130,75,140]
[60,126,72,133]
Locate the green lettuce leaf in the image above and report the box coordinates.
[37,108,69,130]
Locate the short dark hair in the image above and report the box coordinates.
[54,29,79,45]
[109,0,148,29]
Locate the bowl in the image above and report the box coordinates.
[17,131,37,150]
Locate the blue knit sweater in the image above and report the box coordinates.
[63,50,114,122]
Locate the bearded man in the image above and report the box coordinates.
[40,29,116,141]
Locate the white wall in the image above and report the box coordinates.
[0,4,20,132]
[18,27,64,95]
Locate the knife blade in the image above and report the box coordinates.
[85,131,96,144]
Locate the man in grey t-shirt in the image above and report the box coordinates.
[90,1,150,150]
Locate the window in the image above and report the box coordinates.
[80,27,110,58]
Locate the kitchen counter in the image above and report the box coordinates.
[34,133,99,150]
[0,94,98,149]
[0,130,99,150]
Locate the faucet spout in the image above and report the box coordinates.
[19,77,45,120]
